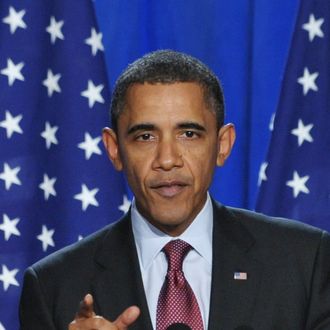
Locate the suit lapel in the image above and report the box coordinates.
[91,213,153,330]
[208,202,263,329]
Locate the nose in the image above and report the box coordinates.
[152,137,183,171]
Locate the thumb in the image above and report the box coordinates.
[113,306,140,329]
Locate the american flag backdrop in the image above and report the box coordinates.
[0,0,329,328]
[256,0,330,230]
[0,1,129,328]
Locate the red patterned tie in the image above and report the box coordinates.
[156,239,204,330]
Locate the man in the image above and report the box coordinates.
[19,50,330,330]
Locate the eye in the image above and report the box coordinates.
[136,133,153,141]
[183,131,198,138]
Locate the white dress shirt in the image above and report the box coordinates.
[131,193,213,330]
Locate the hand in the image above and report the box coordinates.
[68,294,140,330]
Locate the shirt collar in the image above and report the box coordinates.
[131,193,213,271]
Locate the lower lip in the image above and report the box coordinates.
[153,185,186,198]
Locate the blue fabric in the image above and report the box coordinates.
[0,1,122,328]
[256,0,330,230]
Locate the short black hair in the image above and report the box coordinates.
[110,50,225,132]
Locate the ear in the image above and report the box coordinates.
[102,127,124,171]
[216,123,236,166]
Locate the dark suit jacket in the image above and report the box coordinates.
[19,201,330,329]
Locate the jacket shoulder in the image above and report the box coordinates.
[213,200,329,253]
[28,213,130,276]
[228,205,325,236]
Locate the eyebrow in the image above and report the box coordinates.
[126,121,206,135]
[127,123,155,135]
[176,122,206,131]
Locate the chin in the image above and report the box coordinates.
[151,209,186,224]
[150,214,191,234]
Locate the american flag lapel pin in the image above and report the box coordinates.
[234,271,248,280]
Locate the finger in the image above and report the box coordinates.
[70,316,109,330]
[76,293,95,319]
[113,306,140,329]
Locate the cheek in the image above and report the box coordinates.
[122,158,151,194]
[194,161,215,188]
[183,144,217,179]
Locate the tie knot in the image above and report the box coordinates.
[163,239,192,271]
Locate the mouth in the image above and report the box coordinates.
[150,181,188,198]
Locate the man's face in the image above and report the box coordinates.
[103,82,235,236]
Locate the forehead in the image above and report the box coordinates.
[120,82,214,124]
